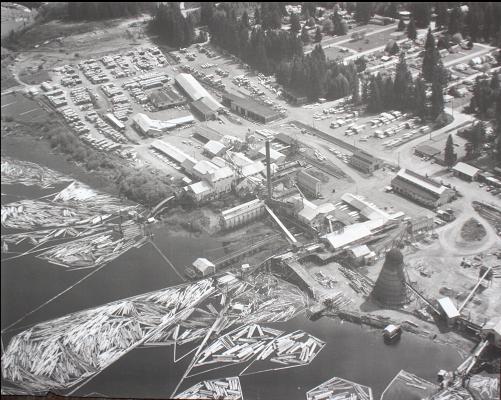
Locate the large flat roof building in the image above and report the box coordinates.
[391,168,455,208]
[349,149,383,173]
[133,113,194,136]
[150,140,196,165]
[221,199,265,229]
[175,73,222,112]
[452,162,480,182]
[222,93,281,124]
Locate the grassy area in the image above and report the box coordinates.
[323,46,353,61]
[18,67,50,85]
[343,28,404,52]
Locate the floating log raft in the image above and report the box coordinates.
[2,180,138,231]
[467,375,499,400]
[193,324,283,368]
[36,222,147,269]
[1,157,65,188]
[1,279,215,393]
[306,376,373,400]
[174,377,243,400]
[380,370,438,400]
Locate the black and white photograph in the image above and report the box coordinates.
[1,2,500,399]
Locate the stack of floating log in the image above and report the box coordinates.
[430,387,474,400]
[338,266,374,296]
[174,377,243,399]
[194,324,283,367]
[1,157,64,187]
[36,222,147,269]
[257,330,325,367]
[307,376,373,400]
[467,375,499,400]
[1,279,215,393]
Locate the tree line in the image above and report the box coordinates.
[364,29,447,121]
[276,45,359,101]
[150,3,199,48]
[67,2,152,21]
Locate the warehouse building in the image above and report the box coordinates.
[349,150,383,173]
[175,73,222,116]
[452,162,480,182]
[133,113,194,136]
[282,88,308,105]
[391,168,455,208]
[257,146,286,164]
[150,140,196,165]
[414,144,441,159]
[191,97,218,121]
[220,199,265,229]
[192,258,216,277]
[193,125,223,143]
[203,140,226,158]
[222,93,281,124]
[296,170,321,198]
[321,219,385,251]
[149,88,185,110]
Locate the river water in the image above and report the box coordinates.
[1,180,463,399]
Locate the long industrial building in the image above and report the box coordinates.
[391,168,455,208]
[133,113,194,136]
[220,199,265,229]
[221,93,281,124]
[175,73,223,118]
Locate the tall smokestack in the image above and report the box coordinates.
[265,139,272,199]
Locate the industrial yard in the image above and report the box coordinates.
[2,2,501,400]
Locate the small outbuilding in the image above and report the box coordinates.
[192,258,216,277]
[452,162,480,182]
[437,297,460,327]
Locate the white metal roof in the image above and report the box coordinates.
[395,169,447,196]
[151,140,196,165]
[437,297,460,319]
[203,140,226,156]
[452,162,480,177]
[175,73,222,109]
[322,222,373,250]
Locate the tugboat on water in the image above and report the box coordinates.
[383,324,402,344]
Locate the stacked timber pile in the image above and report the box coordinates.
[338,266,373,296]
[1,157,65,187]
[1,279,215,393]
[306,376,373,400]
[371,249,409,307]
[174,377,243,399]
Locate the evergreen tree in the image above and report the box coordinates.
[394,53,413,110]
[290,13,301,34]
[435,2,449,30]
[410,2,431,28]
[465,3,481,42]
[367,77,383,113]
[422,29,437,81]
[301,26,310,44]
[407,18,417,40]
[200,2,215,26]
[322,19,334,35]
[352,75,361,104]
[414,77,427,119]
[397,19,406,32]
[431,74,445,119]
[354,2,374,24]
[444,134,456,168]
[314,27,322,43]
[448,6,462,35]
[254,6,261,25]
